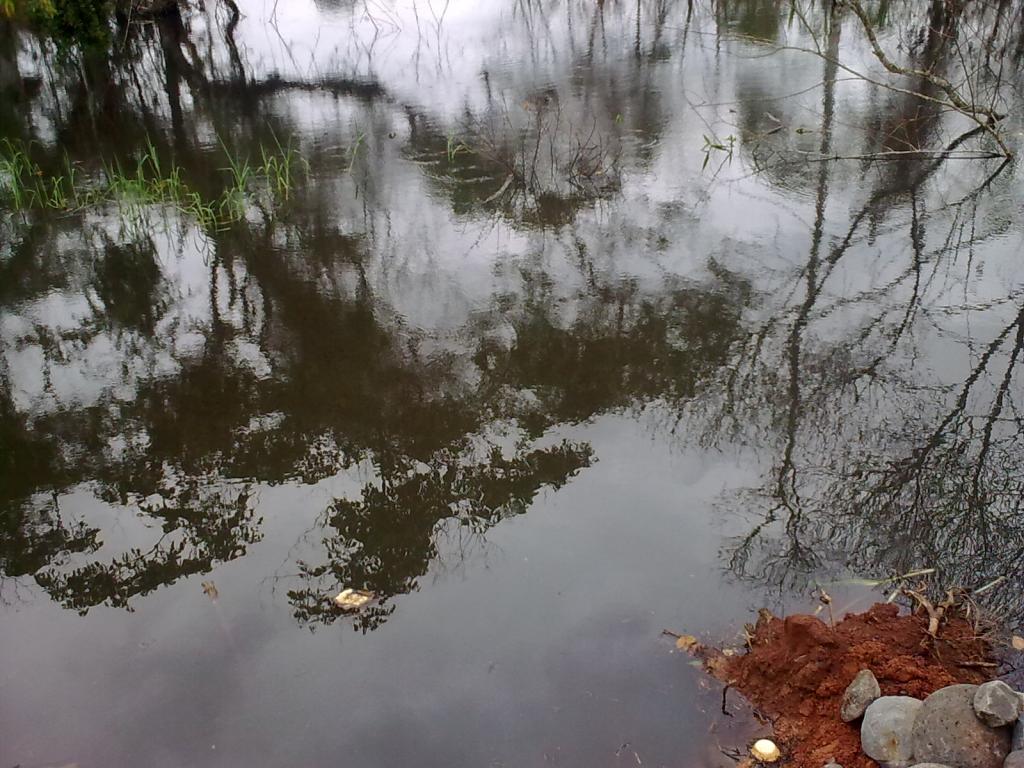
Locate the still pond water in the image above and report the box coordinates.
[2,1,1024,766]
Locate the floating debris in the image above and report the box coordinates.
[675,634,699,652]
[750,738,781,763]
[202,581,219,601]
[333,588,375,611]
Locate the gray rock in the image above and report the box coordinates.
[908,764,954,768]
[823,763,843,768]
[841,668,881,722]
[861,695,924,768]
[912,684,1011,768]
[1013,714,1024,752]
[975,681,1023,728]
[1005,751,1024,768]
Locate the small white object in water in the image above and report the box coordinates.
[750,739,781,763]
[333,588,374,611]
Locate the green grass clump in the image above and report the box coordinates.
[0,136,309,229]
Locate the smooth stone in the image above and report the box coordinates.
[912,684,1011,768]
[1013,714,1024,751]
[861,696,923,768]
[975,681,1024,728]
[1006,752,1024,768]
[908,764,954,768]
[841,668,881,722]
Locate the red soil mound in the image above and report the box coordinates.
[714,603,993,768]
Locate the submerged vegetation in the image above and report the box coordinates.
[0,136,307,227]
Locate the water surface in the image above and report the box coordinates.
[2,1,1024,766]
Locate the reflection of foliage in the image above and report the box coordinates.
[0,384,98,589]
[479,267,750,434]
[1,495,99,581]
[0,380,59,508]
[91,237,166,334]
[288,441,593,630]
[717,0,782,41]
[0,205,749,619]
[35,480,260,612]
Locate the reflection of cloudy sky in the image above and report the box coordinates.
[238,0,573,114]
[1,218,213,412]
[3,5,1024,767]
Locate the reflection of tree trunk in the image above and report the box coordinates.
[158,14,189,148]
[222,0,246,85]
[777,10,841,509]
[586,1,604,62]
[156,6,208,97]
[0,17,19,90]
[876,0,955,159]
[844,0,1009,155]
[634,0,641,59]
[0,18,25,139]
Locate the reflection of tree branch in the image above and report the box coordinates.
[729,2,1011,156]
[969,310,1024,505]
[839,0,1010,156]
[907,308,1024,481]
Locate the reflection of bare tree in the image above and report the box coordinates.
[722,294,1024,605]
[689,45,1024,612]
[403,87,631,227]
[730,0,1019,185]
[824,308,1024,605]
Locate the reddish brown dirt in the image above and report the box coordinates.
[709,603,994,768]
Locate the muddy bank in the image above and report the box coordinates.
[707,604,995,768]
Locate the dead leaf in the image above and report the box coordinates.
[1011,635,1024,651]
[202,581,219,601]
[333,588,375,611]
[675,634,699,652]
